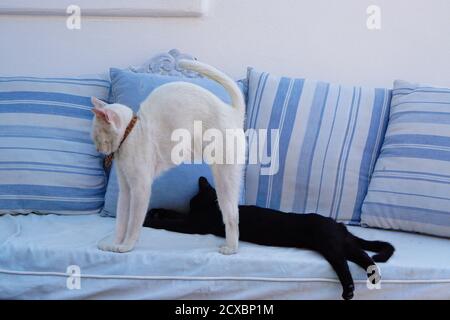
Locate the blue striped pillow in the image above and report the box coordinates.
[361,80,450,237]
[0,76,110,215]
[245,68,391,224]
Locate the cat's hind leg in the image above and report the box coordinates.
[346,245,376,271]
[211,164,242,255]
[345,244,379,286]
[322,251,355,300]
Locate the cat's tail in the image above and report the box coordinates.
[178,59,245,114]
[353,235,395,263]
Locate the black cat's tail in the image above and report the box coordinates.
[352,235,395,262]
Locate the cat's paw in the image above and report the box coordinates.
[342,284,355,300]
[97,239,116,252]
[97,239,134,253]
[219,244,238,255]
[114,243,134,253]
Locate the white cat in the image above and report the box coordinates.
[91,60,245,254]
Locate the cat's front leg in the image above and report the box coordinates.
[97,166,132,253]
[115,182,152,252]
[114,169,131,244]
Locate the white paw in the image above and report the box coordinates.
[219,244,237,255]
[97,239,134,253]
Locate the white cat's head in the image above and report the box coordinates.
[90,97,133,155]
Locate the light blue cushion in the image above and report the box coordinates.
[244,68,391,224]
[0,75,110,214]
[361,80,450,238]
[102,68,244,216]
[2,214,450,299]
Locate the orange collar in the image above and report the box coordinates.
[103,115,138,169]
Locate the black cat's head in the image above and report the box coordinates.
[189,177,219,212]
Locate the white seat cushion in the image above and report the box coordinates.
[0,214,449,299]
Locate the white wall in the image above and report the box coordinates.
[1,0,449,87]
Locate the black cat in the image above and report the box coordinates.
[144,177,395,300]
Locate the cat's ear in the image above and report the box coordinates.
[106,109,121,130]
[91,97,106,109]
[92,107,110,122]
[199,176,211,191]
[91,97,109,122]
[92,107,121,130]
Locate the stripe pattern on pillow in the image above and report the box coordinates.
[244,68,391,224]
[0,76,110,214]
[361,80,450,237]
